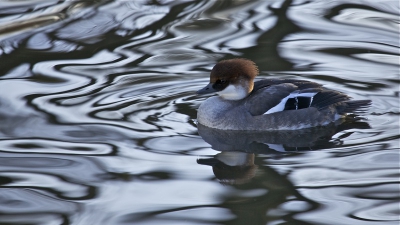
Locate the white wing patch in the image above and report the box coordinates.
[265,143,286,152]
[264,92,317,115]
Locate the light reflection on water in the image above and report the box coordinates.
[0,0,399,224]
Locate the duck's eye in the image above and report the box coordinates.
[216,79,226,84]
[213,79,228,91]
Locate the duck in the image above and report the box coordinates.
[196,58,371,130]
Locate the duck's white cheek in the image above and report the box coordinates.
[218,84,247,100]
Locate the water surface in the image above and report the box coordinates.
[0,0,399,224]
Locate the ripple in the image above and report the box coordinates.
[295,185,398,225]
[0,138,114,155]
[0,156,72,168]
[290,167,397,187]
[0,188,77,213]
[1,172,91,199]
[331,7,399,33]
[280,2,399,83]
[124,207,236,224]
[143,136,208,153]
[0,214,66,225]
[353,201,400,221]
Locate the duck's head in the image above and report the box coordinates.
[197,58,259,100]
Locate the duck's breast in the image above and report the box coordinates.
[197,97,249,130]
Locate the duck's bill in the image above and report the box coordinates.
[197,157,219,166]
[196,83,217,95]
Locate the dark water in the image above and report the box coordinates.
[0,0,399,224]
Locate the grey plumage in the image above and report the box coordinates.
[198,78,371,130]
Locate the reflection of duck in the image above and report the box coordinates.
[197,118,369,185]
[197,118,370,153]
[197,58,371,130]
[198,152,258,185]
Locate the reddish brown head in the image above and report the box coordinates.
[210,58,258,84]
[197,59,259,100]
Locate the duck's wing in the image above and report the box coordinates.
[246,79,322,116]
[246,79,371,116]
[245,79,322,116]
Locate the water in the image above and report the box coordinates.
[0,0,398,224]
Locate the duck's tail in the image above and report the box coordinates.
[310,90,371,115]
[336,100,372,114]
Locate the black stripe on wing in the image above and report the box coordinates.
[284,97,313,110]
